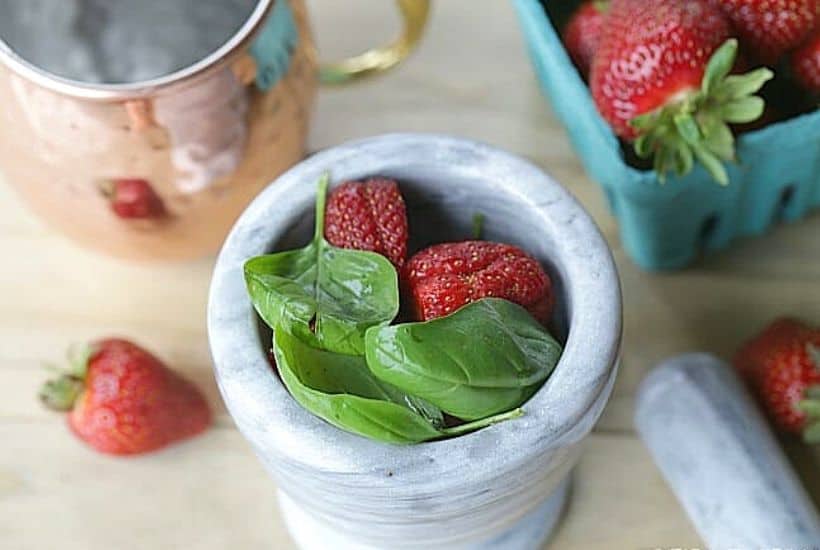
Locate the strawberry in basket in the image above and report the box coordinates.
[589,0,773,185]
[708,0,818,65]
[563,1,609,78]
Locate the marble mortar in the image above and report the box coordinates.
[207,133,622,549]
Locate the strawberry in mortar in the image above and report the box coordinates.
[321,177,554,325]
[404,241,554,324]
[324,178,409,269]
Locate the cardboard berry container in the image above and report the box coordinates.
[208,134,621,549]
[514,0,820,270]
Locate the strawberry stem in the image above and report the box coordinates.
[807,343,820,368]
[98,179,115,199]
[471,213,485,240]
[38,343,94,412]
[67,343,93,378]
[799,380,820,445]
[804,421,820,444]
[39,376,84,411]
[798,400,820,416]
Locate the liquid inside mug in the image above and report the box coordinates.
[0,0,429,260]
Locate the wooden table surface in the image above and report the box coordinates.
[2,2,818,549]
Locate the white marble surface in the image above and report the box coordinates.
[1,1,819,549]
[636,354,820,549]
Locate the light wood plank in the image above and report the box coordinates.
[0,423,702,550]
[0,0,818,548]
[0,423,289,550]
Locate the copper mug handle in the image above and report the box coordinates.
[128,0,431,130]
[318,0,431,85]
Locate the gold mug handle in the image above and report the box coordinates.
[318,0,431,85]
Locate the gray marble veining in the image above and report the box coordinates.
[636,353,820,550]
[207,133,622,549]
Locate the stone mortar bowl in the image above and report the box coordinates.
[207,133,622,549]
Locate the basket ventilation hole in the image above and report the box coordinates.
[698,214,720,250]
[774,184,796,222]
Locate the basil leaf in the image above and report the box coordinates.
[271,325,444,427]
[273,325,444,444]
[245,174,400,355]
[365,298,562,420]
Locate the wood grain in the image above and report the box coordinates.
[1,1,818,548]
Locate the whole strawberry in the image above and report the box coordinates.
[563,1,609,78]
[590,0,773,185]
[101,178,166,219]
[404,241,553,323]
[709,0,818,65]
[40,339,211,455]
[734,318,820,443]
[791,31,820,95]
[324,178,408,269]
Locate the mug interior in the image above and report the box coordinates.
[0,0,260,85]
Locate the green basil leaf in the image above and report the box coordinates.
[271,325,444,427]
[273,325,444,444]
[365,298,563,420]
[245,174,400,355]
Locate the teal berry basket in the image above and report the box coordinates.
[513,0,820,270]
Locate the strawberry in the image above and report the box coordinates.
[734,318,820,443]
[324,178,408,269]
[791,31,820,95]
[404,241,553,323]
[708,0,819,65]
[40,339,211,455]
[590,0,773,185]
[101,178,166,219]
[563,1,609,77]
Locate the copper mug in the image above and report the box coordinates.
[0,0,430,260]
